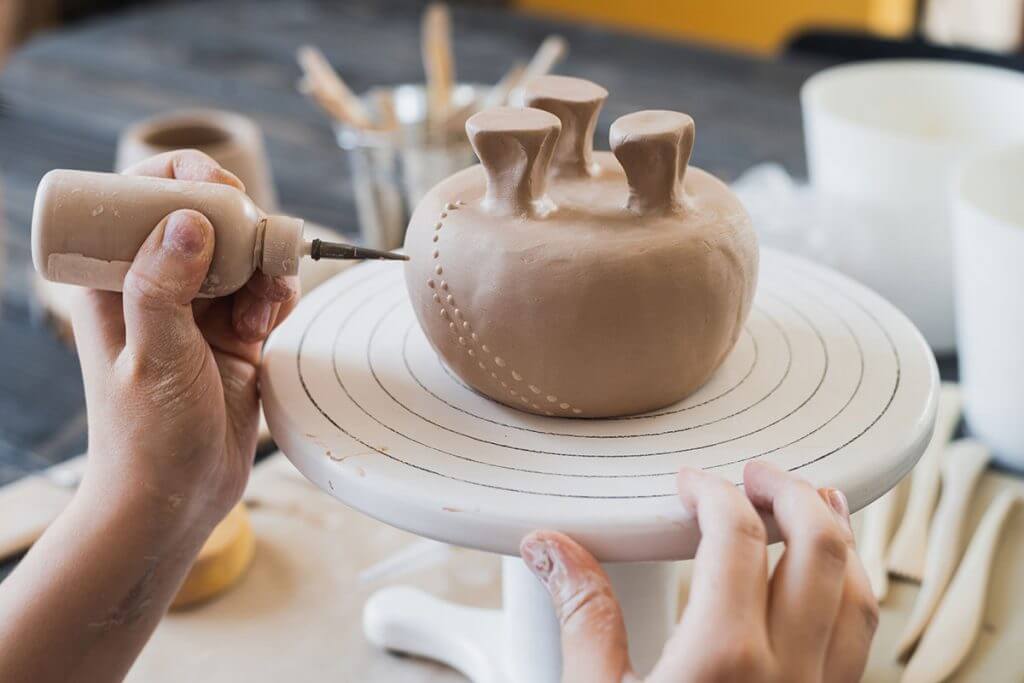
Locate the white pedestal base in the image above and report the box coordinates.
[363,557,678,682]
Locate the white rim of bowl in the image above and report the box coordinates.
[800,59,1024,142]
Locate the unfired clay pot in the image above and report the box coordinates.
[116,108,278,211]
[404,76,758,418]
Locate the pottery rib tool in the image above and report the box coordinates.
[887,383,963,580]
[901,489,1022,683]
[895,439,991,660]
[422,3,455,131]
[296,45,375,129]
[858,484,903,601]
[521,34,568,85]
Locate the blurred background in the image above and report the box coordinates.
[3,2,1024,681]
[4,0,1024,62]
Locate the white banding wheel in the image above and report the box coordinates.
[262,248,938,681]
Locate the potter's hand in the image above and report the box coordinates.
[520,461,878,683]
[73,149,299,529]
[0,149,300,683]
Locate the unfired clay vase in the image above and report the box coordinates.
[403,76,758,418]
[116,108,278,211]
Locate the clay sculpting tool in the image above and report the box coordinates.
[481,62,527,109]
[296,45,376,129]
[902,490,1022,683]
[31,169,406,297]
[887,383,963,580]
[521,35,569,85]
[858,485,903,601]
[422,3,455,133]
[896,439,991,660]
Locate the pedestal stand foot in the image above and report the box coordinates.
[363,585,507,683]
[362,558,678,683]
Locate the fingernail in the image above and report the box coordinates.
[827,488,850,521]
[245,301,274,338]
[521,539,555,587]
[217,168,246,192]
[162,211,206,257]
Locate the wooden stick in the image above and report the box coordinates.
[858,484,903,602]
[902,490,1023,683]
[522,34,568,84]
[895,439,991,661]
[887,383,963,580]
[296,45,374,128]
[422,3,455,129]
[371,90,399,131]
[482,62,526,109]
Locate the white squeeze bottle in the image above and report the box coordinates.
[32,169,406,297]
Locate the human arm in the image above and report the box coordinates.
[0,150,298,682]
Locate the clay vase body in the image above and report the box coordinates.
[404,77,758,418]
[116,108,278,211]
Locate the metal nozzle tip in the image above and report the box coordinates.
[309,239,409,261]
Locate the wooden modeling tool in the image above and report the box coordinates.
[859,484,903,601]
[902,490,1022,683]
[895,439,991,660]
[296,45,375,129]
[422,3,455,132]
[888,383,963,580]
[482,62,526,109]
[371,89,399,131]
[521,35,569,84]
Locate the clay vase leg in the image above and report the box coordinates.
[465,106,561,217]
[523,75,607,178]
[610,110,695,215]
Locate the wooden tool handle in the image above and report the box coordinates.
[466,106,561,217]
[858,485,902,601]
[887,383,963,580]
[896,439,991,660]
[523,75,607,177]
[422,3,455,128]
[902,490,1022,683]
[522,35,568,84]
[610,110,695,215]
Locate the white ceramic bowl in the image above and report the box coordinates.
[954,144,1024,471]
[802,60,1024,353]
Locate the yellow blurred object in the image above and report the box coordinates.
[171,503,255,609]
[514,0,918,54]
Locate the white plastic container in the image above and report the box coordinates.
[953,145,1024,471]
[802,60,1024,353]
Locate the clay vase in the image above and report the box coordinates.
[116,108,278,211]
[403,76,758,418]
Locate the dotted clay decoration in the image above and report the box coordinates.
[402,76,758,418]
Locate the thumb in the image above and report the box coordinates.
[521,531,634,683]
[122,209,214,366]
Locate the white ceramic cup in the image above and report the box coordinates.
[802,60,1024,353]
[953,145,1024,471]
